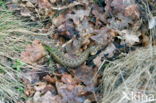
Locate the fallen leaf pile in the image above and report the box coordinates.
[21,40,46,64]
[5,0,156,103]
[21,65,99,103]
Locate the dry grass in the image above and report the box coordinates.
[0,4,27,103]
[101,46,156,103]
[101,1,156,103]
[0,65,24,103]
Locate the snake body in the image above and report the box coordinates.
[44,44,101,67]
[32,35,104,67]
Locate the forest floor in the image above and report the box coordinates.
[0,0,156,103]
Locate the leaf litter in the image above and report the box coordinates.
[1,0,156,103]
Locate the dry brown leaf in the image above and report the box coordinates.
[33,91,62,103]
[61,74,79,85]
[119,30,140,46]
[56,81,87,103]
[43,75,57,84]
[111,0,135,13]
[37,0,51,8]
[140,34,150,47]
[57,20,78,39]
[103,43,116,58]
[108,29,119,37]
[21,69,40,84]
[24,83,35,97]
[91,28,112,45]
[66,9,91,25]
[34,82,47,91]
[91,5,107,24]
[76,17,94,36]
[124,4,140,19]
[74,65,97,87]
[108,13,132,30]
[52,14,66,26]
[42,84,56,94]
[21,40,46,64]
[93,53,103,67]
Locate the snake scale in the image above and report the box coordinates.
[32,35,106,67]
[44,44,102,67]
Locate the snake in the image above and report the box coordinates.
[8,29,108,67]
[44,44,102,67]
[30,35,107,67]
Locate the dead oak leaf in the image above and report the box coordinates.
[43,75,57,84]
[33,91,62,103]
[102,43,117,58]
[111,0,135,13]
[21,40,46,64]
[140,34,150,47]
[34,82,57,95]
[76,17,94,35]
[21,69,40,84]
[52,14,66,26]
[37,0,51,9]
[119,30,140,46]
[24,83,35,97]
[91,28,112,45]
[34,82,47,91]
[74,65,98,88]
[124,4,140,19]
[61,74,79,85]
[108,13,132,30]
[91,5,107,24]
[57,20,79,39]
[56,81,87,103]
[93,52,104,67]
[42,84,56,94]
[66,9,91,25]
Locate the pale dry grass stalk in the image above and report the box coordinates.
[101,1,156,103]
[0,5,26,103]
[102,46,156,103]
[0,65,23,103]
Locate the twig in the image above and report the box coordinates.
[50,1,83,10]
